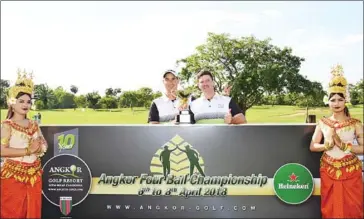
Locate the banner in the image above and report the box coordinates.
[40,125,327,218]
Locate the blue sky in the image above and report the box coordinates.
[1,1,362,95]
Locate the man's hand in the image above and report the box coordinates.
[224,109,232,124]
[178,103,188,111]
[170,115,178,124]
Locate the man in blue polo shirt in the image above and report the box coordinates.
[190,70,247,124]
[148,70,181,124]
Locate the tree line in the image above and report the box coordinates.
[0,78,362,112]
[0,82,163,110]
[0,32,363,113]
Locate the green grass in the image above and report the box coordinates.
[1,105,363,124]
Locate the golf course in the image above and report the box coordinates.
[1,105,362,124]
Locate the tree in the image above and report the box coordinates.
[99,96,118,109]
[35,99,45,110]
[119,91,138,109]
[177,32,308,115]
[137,87,154,108]
[69,85,79,110]
[74,95,87,108]
[53,87,75,109]
[356,79,364,104]
[349,79,363,105]
[105,88,114,96]
[297,81,326,108]
[34,84,56,109]
[85,92,101,110]
[113,88,122,96]
[105,87,122,97]
[70,85,78,95]
[0,79,10,108]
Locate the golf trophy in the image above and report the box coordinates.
[176,89,193,124]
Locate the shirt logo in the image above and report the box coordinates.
[218,104,224,108]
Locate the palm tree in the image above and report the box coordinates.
[34,84,55,109]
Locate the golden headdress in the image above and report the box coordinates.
[7,69,35,105]
[326,64,350,103]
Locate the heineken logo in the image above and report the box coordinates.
[288,173,299,182]
[273,163,314,205]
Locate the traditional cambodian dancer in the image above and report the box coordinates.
[1,69,48,219]
[310,64,363,218]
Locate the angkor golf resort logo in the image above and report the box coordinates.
[273,163,314,205]
[42,154,92,216]
[150,135,205,177]
[49,164,79,178]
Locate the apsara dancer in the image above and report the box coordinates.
[310,64,363,218]
[1,69,48,219]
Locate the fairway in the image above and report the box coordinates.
[1,105,363,124]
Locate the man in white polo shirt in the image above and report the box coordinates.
[148,70,181,124]
[190,70,247,124]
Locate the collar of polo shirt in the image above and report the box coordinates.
[200,93,220,101]
[161,92,177,102]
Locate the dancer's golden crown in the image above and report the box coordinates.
[8,69,35,101]
[328,64,347,96]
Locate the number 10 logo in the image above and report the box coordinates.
[58,134,76,151]
[54,128,79,155]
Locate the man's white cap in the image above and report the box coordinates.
[163,69,178,78]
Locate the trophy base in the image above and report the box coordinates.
[176,110,192,124]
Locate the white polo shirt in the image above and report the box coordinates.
[148,94,180,123]
[189,93,242,124]
[148,94,196,123]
